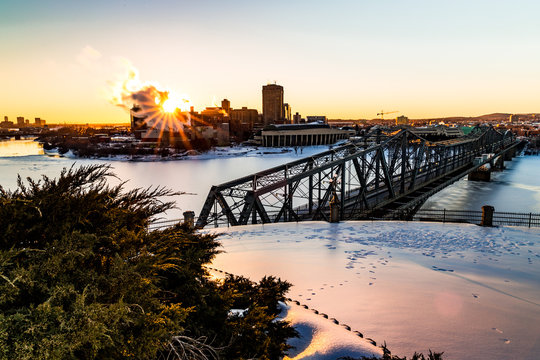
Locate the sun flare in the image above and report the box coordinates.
[155,92,191,113]
[161,98,177,113]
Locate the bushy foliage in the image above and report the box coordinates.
[340,342,444,360]
[0,164,296,360]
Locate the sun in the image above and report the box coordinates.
[161,98,177,113]
[156,92,191,113]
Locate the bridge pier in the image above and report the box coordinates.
[468,156,492,182]
[468,169,491,181]
[504,147,516,161]
[490,155,505,172]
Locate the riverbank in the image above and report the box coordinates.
[42,145,307,162]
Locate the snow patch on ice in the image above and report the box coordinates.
[276,301,382,360]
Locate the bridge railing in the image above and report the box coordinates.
[151,208,540,230]
[412,209,540,228]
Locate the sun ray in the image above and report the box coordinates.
[109,62,196,147]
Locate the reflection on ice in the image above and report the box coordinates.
[210,221,540,360]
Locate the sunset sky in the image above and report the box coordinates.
[1,0,539,124]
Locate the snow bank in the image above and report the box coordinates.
[277,301,382,360]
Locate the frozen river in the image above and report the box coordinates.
[0,138,328,220]
[211,221,540,360]
[1,138,539,219]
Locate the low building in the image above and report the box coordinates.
[200,107,226,126]
[410,125,464,139]
[306,115,327,123]
[396,115,409,125]
[192,123,230,146]
[0,119,14,128]
[230,107,259,139]
[260,123,355,147]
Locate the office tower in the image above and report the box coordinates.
[221,99,231,115]
[262,84,284,125]
[284,103,292,123]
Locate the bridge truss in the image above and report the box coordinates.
[196,126,518,228]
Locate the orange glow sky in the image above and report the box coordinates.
[1,0,539,124]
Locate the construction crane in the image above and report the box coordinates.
[377,110,399,120]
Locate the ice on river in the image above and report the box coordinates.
[209,221,540,360]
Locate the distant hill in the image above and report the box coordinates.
[329,113,538,124]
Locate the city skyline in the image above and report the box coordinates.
[1,0,540,124]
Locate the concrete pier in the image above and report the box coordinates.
[504,147,516,161]
[468,169,491,181]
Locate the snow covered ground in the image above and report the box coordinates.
[278,301,382,360]
[209,221,540,360]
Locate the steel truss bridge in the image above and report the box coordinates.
[196,126,522,228]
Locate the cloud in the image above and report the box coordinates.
[76,45,102,68]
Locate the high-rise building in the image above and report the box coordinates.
[17,117,25,126]
[221,99,231,115]
[262,84,284,125]
[130,106,148,139]
[34,118,46,126]
[284,103,292,123]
